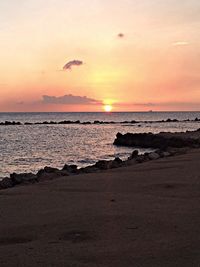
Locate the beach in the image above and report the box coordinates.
[1,0,200,265]
[0,149,200,266]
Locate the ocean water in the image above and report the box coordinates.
[0,112,200,177]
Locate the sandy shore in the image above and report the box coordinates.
[0,149,200,266]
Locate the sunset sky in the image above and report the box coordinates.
[0,0,200,111]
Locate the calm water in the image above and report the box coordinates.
[0,112,200,177]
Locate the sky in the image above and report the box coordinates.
[0,0,200,111]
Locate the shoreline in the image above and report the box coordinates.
[1,128,200,190]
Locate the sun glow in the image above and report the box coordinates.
[103,104,113,112]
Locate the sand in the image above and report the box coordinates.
[0,149,200,266]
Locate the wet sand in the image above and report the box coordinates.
[0,149,200,266]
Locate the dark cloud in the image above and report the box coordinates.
[63,60,83,71]
[117,33,125,38]
[42,94,101,105]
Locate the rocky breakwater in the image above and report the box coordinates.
[0,158,123,190]
[0,146,186,191]
[114,129,200,150]
[1,117,200,126]
[2,129,200,191]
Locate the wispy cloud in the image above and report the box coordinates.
[42,94,101,105]
[172,41,189,46]
[63,60,83,71]
[115,102,155,107]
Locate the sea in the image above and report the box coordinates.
[0,112,200,177]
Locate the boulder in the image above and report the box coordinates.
[37,166,66,181]
[10,172,38,185]
[128,150,139,160]
[148,152,160,160]
[95,160,112,170]
[79,166,99,173]
[0,178,13,189]
[37,166,59,176]
[161,151,171,157]
[135,155,147,163]
[62,164,78,174]
[110,157,123,168]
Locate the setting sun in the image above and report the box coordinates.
[103,104,113,112]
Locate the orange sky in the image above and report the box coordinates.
[0,0,200,111]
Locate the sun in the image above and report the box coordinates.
[103,104,113,112]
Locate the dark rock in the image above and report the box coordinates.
[148,152,160,160]
[10,172,38,185]
[129,150,139,160]
[110,157,123,168]
[125,159,137,166]
[162,151,171,157]
[135,155,147,163]
[114,131,200,150]
[37,166,70,181]
[95,160,112,170]
[62,164,78,174]
[82,122,91,125]
[166,118,178,122]
[79,166,99,173]
[166,147,188,156]
[37,166,60,179]
[0,178,13,189]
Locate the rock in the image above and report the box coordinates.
[135,155,147,163]
[79,166,99,173]
[148,152,160,160]
[10,172,38,185]
[161,151,171,157]
[37,166,59,176]
[128,150,139,160]
[114,131,200,150]
[110,157,123,168]
[0,178,13,189]
[37,166,66,180]
[62,164,78,174]
[95,160,112,170]
[166,147,188,156]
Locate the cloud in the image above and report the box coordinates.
[42,94,101,105]
[117,33,125,38]
[172,41,189,46]
[63,60,83,71]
